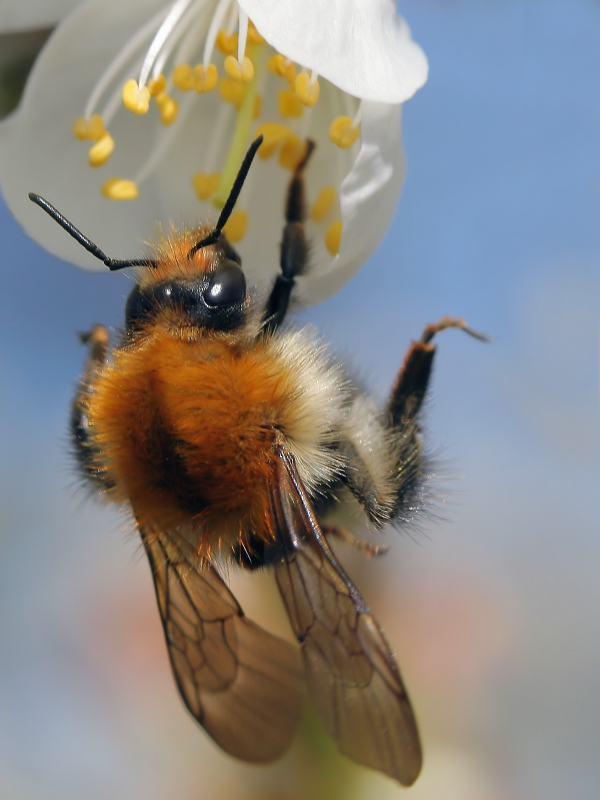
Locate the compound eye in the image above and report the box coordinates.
[204,260,246,307]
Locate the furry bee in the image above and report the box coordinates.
[29,136,483,786]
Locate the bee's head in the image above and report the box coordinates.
[124,232,248,333]
[28,136,263,335]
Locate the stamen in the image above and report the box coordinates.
[222,209,248,242]
[310,186,336,223]
[154,91,179,125]
[295,70,320,107]
[88,132,114,167]
[82,5,167,119]
[102,178,139,200]
[237,8,249,64]
[148,74,167,96]
[325,220,343,255]
[195,63,218,92]
[213,42,265,208]
[138,0,195,89]
[253,121,292,159]
[278,88,303,118]
[172,63,195,90]
[122,79,150,114]
[216,30,238,56]
[202,0,233,69]
[218,76,244,107]
[73,115,104,141]
[192,172,220,200]
[329,115,360,148]
[279,135,310,171]
[224,54,254,83]
[247,21,264,45]
[268,54,295,84]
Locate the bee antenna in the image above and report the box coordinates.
[28,193,158,271]
[187,134,263,259]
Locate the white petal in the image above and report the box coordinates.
[295,101,405,306]
[0,0,169,270]
[239,0,428,103]
[0,0,83,32]
[0,0,408,311]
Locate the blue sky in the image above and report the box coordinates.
[0,2,599,798]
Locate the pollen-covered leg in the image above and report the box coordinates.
[71,324,111,486]
[263,141,316,333]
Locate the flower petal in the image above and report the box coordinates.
[0,0,169,270]
[295,100,405,306]
[0,0,83,32]
[239,0,428,103]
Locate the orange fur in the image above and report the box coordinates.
[87,327,308,557]
[136,228,219,286]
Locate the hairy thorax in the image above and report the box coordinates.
[86,326,346,556]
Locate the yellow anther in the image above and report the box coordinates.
[247,22,264,44]
[268,54,296,83]
[218,76,245,107]
[101,177,139,200]
[155,92,178,125]
[278,88,303,118]
[279,135,309,171]
[148,74,167,96]
[329,116,360,148]
[253,121,292,159]
[122,79,150,114]
[295,72,320,107]
[172,63,194,91]
[325,220,343,256]
[194,63,218,93]
[216,29,238,56]
[310,186,337,223]
[222,210,248,243]
[224,55,254,83]
[88,131,114,167]
[192,172,220,200]
[73,114,105,141]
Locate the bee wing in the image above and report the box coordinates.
[272,447,422,785]
[140,527,304,763]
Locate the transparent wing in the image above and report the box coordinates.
[140,527,304,763]
[272,447,422,785]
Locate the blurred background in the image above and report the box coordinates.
[1,0,599,798]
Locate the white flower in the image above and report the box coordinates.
[0,0,82,31]
[0,0,427,305]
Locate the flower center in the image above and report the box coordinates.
[72,0,361,255]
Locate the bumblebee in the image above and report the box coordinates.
[29,137,483,785]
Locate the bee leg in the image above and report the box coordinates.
[71,324,112,486]
[262,141,316,334]
[386,317,487,515]
[338,437,402,527]
[323,524,389,557]
[388,316,487,427]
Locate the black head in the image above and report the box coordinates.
[125,240,248,333]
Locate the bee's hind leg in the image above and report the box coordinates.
[388,317,488,428]
[262,141,315,334]
[386,317,487,516]
[71,324,111,486]
[323,524,389,558]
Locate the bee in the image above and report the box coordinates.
[29,136,484,786]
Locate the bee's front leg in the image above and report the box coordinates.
[262,141,315,334]
[71,324,111,486]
